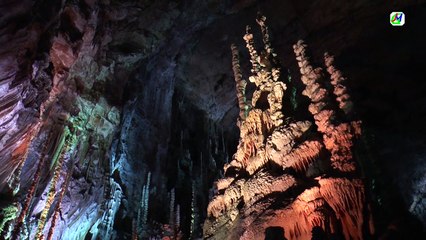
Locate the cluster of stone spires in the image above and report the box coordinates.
[204,14,373,240]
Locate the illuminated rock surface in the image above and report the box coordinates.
[204,16,370,240]
[0,1,425,239]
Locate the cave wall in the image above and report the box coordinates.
[0,0,425,239]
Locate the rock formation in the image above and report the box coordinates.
[0,1,122,239]
[0,1,424,239]
[204,15,374,240]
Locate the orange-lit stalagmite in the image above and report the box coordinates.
[293,42,367,239]
[293,40,360,173]
[324,52,353,115]
[204,15,373,240]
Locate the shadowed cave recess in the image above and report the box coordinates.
[0,0,425,239]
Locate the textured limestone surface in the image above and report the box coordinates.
[0,0,425,239]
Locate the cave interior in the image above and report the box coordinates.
[0,0,425,239]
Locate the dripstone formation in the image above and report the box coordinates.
[204,15,373,240]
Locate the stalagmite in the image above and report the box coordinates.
[205,14,373,240]
[169,188,175,229]
[324,52,353,115]
[243,26,261,75]
[137,172,151,237]
[256,14,273,57]
[231,44,250,121]
[190,181,197,238]
[172,204,183,239]
[293,40,359,173]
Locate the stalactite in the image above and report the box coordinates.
[319,178,365,240]
[270,187,331,240]
[224,109,274,175]
[35,128,72,240]
[280,140,322,172]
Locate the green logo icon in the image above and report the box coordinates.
[390,12,405,26]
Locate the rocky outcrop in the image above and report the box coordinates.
[0,1,124,239]
[204,15,373,240]
[0,1,253,239]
